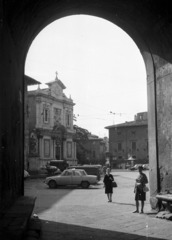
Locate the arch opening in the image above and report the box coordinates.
[24,14,156,207]
[5,1,172,219]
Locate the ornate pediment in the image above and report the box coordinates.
[51,83,63,97]
[46,72,66,98]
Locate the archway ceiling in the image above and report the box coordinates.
[6,0,172,62]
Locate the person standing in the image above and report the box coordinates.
[133,166,148,213]
[103,168,114,202]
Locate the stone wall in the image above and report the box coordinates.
[156,61,172,194]
[0,21,24,215]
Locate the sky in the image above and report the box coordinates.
[25,15,147,138]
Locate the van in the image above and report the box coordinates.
[68,165,101,181]
[49,160,69,172]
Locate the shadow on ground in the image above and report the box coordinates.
[40,220,167,240]
[25,179,103,216]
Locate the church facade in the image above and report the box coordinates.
[27,74,77,171]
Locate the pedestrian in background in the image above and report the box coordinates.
[103,165,107,176]
[103,168,114,202]
[133,166,148,213]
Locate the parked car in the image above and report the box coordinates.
[46,165,61,176]
[142,164,149,170]
[130,164,149,171]
[48,160,69,172]
[68,165,101,181]
[44,168,98,189]
[130,164,143,171]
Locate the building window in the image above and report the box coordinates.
[54,108,61,125]
[67,114,70,126]
[66,110,71,128]
[43,107,50,123]
[131,141,136,152]
[118,142,122,152]
[67,142,72,158]
[117,131,121,135]
[44,139,50,157]
[29,132,38,156]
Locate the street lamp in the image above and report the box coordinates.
[110,111,122,124]
[110,111,116,124]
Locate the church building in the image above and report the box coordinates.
[27,73,77,171]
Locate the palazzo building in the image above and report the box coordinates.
[105,112,148,168]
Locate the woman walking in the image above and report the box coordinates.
[133,166,148,213]
[103,168,114,202]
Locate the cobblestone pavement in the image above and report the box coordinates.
[25,170,172,240]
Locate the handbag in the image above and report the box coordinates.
[143,185,149,192]
[112,181,117,188]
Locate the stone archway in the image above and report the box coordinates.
[1,0,172,212]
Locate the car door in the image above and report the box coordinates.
[72,170,82,185]
[58,170,72,185]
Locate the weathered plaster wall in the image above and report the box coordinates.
[156,61,172,194]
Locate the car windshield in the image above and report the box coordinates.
[61,170,72,176]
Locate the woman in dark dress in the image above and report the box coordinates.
[103,168,114,202]
[133,166,148,213]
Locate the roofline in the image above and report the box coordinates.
[105,121,148,129]
[28,90,75,106]
[24,75,41,86]
[46,79,66,89]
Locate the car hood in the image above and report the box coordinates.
[45,175,62,181]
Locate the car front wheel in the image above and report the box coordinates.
[81,181,90,189]
[48,180,57,189]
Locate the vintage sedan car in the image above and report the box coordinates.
[130,164,143,171]
[142,164,149,170]
[44,168,98,189]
